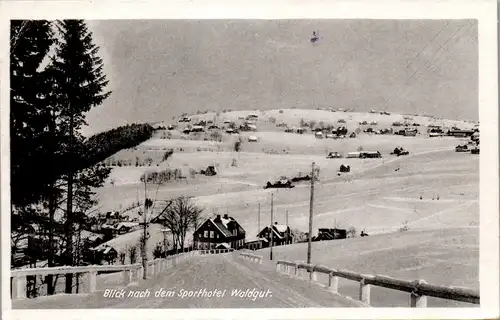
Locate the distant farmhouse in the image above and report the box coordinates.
[447,128,475,138]
[347,151,382,159]
[193,214,246,250]
[313,228,347,241]
[257,222,293,247]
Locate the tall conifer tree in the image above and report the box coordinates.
[10,20,55,208]
[49,20,111,293]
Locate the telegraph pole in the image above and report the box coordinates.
[285,210,288,226]
[307,162,315,264]
[142,179,149,280]
[270,193,274,261]
[258,203,261,234]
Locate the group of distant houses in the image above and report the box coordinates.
[191,213,347,252]
[178,113,260,135]
[13,207,349,269]
[11,211,130,269]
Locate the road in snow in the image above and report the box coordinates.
[12,254,355,309]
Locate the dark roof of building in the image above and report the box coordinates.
[211,219,233,237]
[257,225,291,239]
[196,215,244,238]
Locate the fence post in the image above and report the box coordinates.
[133,267,139,284]
[150,261,155,277]
[88,271,97,294]
[329,273,339,294]
[410,280,428,308]
[123,269,131,287]
[14,276,27,300]
[310,268,317,281]
[138,266,144,280]
[359,278,371,305]
[276,263,280,272]
[299,267,305,279]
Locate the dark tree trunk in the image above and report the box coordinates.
[65,109,74,294]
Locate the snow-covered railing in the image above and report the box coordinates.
[10,251,200,300]
[199,248,234,255]
[239,252,263,264]
[276,260,479,307]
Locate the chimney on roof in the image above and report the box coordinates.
[216,214,221,220]
[223,214,229,219]
[275,222,278,225]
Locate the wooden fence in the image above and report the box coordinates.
[199,248,234,255]
[238,252,263,264]
[276,260,479,307]
[10,251,199,301]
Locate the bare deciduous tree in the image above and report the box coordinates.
[156,196,203,253]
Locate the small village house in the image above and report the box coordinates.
[447,129,475,137]
[256,222,293,247]
[115,222,140,235]
[98,211,121,226]
[347,152,361,158]
[190,125,205,133]
[313,228,347,241]
[245,237,268,250]
[192,214,246,250]
[90,245,118,265]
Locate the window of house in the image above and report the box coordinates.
[204,231,208,238]
[210,231,214,238]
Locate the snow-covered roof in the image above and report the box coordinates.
[116,222,139,229]
[248,136,258,141]
[220,217,231,228]
[274,224,288,233]
[216,242,231,249]
[103,246,115,254]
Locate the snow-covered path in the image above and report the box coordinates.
[12,253,355,309]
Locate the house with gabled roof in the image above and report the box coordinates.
[192,214,246,250]
[257,222,293,247]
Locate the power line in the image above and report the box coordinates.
[403,21,449,72]
[402,22,475,99]
[420,23,476,78]
[410,25,470,84]
[404,23,468,85]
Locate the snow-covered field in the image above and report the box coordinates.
[256,227,478,307]
[86,109,479,305]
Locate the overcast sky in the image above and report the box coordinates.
[83,19,477,136]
